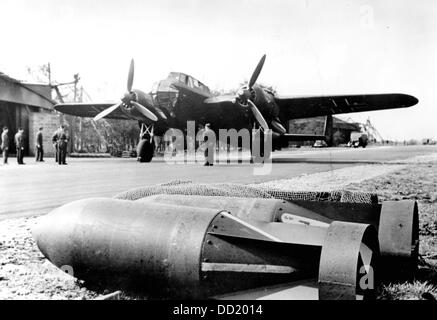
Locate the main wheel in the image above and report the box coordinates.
[137,139,155,163]
[250,130,265,163]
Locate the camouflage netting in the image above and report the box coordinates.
[113,180,378,204]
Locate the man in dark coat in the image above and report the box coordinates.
[52,125,68,165]
[52,125,64,163]
[35,127,44,162]
[14,127,25,165]
[58,130,68,165]
[1,126,9,165]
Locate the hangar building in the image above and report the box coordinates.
[0,72,60,157]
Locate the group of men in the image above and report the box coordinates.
[1,127,26,165]
[2,122,214,166]
[0,125,69,165]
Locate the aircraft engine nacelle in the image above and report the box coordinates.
[120,89,157,122]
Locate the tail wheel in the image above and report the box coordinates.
[318,221,380,300]
[137,139,155,163]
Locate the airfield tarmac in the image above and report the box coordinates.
[0,145,436,219]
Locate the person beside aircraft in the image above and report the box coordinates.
[35,127,44,162]
[52,125,69,165]
[14,128,25,165]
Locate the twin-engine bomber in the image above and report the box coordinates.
[53,55,418,162]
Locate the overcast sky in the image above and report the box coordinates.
[0,0,435,140]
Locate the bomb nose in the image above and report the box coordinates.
[32,206,68,264]
[31,199,95,266]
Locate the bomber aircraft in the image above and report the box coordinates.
[54,55,418,162]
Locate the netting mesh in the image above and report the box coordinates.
[114,180,378,204]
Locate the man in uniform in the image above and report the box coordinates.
[52,125,64,163]
[1,126,9,165]
[57,126,69,165]
[35,127,44,162]
[14,127,25,165]
[202,123,215,166]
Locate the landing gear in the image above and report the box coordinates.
[250,124,265,164]
[137,123,155,163]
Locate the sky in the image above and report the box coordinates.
[0,0,436,140]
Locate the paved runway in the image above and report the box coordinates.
[0,145,436,219]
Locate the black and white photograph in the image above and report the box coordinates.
[0,0,436,309]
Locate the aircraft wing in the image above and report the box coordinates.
[54,103,131,120]
[275,93,418,120]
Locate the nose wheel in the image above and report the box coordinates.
[137,123,155,163]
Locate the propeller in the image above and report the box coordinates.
[205,55,269,131]
[235,54,266,104]
[238,54,269,131]
[93,59,157,122]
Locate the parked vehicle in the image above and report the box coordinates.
[313,140,327,148]
[348,132,368,148]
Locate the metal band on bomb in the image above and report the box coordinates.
[318,221,379,300]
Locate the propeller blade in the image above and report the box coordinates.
[248,99,269,131]
[131,101,158,121]
[271,119,287,134]
[127,59,135,92]
[204,95,236,104]
[248,54,266,88]
[153,106,168,120]
[93,102,121,121]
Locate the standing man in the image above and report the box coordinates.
[52,125,64,163]
[14,127,25,165]
[1,126,9,165]
[35,127,44,162]
[202,123,215,166]
[53,125,69,165]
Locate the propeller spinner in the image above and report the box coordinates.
[93,59,158,122]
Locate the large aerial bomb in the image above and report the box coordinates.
[33,197,382,300]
